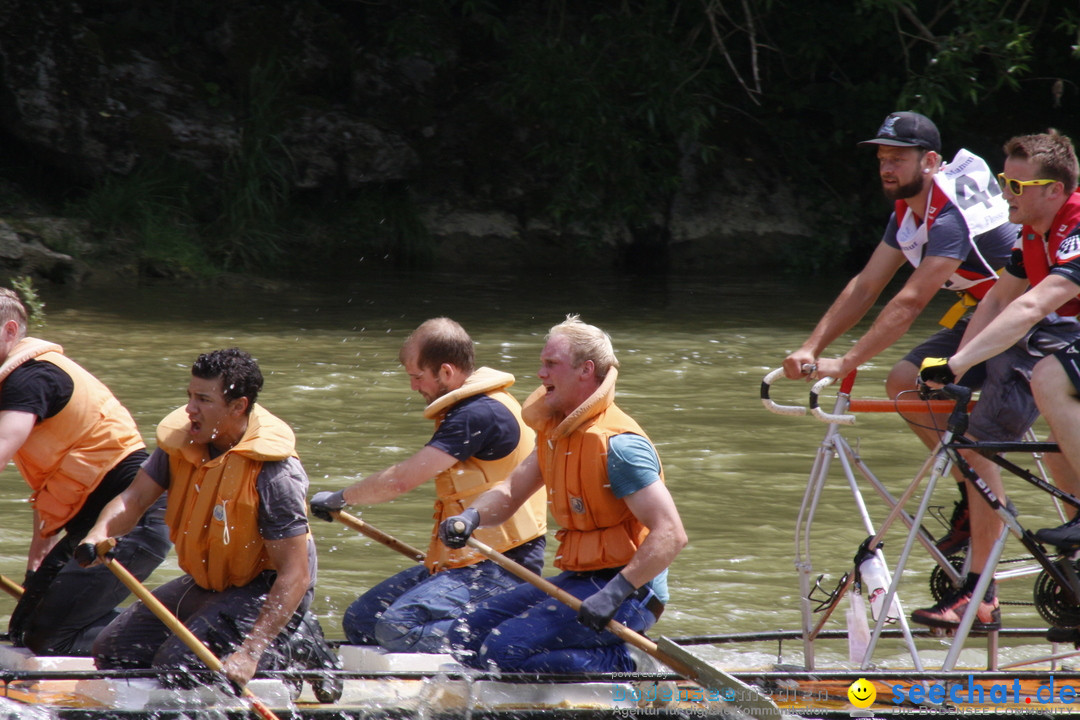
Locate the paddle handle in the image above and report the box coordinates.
[94,540,281,720]
[0,575,24,600]
[333,510,426,563]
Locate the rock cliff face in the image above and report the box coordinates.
[0,1,814,277]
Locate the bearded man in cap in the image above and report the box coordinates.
[782,110,1017,560]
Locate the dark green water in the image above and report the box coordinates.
[0,270,1066,668]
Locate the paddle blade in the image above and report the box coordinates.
[655,637,779,719]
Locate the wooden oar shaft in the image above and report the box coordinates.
[0,575,24,600]
[464,536,778,719]
[333,510,426,563]
[95,541,281,720]
[467,536,668,655]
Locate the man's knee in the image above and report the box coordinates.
[374,598,451,652]
[342,596,382,645]
[373,617,427,652]
[92,622,146,669]
[886,360,918,399]
[23,624,67,656]
[1032,355,1071,401]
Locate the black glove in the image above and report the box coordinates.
[9,538,75,646]
[10,569,37,642]
[438,507,480,549]
[74,542,99,568]
[578,573,636,632]
[919,357,956,386]
[310,490,347,522]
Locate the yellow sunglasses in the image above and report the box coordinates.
[997,173,1058,195]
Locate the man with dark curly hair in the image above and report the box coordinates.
[79,348,342,701]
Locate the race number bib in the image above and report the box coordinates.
[894,148,1007,294]
[935,148,1009,236]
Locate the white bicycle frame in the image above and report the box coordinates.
[762,368,1053,671]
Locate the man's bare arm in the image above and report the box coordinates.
[784,242,906,378]
[815,254,962,379]
[951,273,1080,377]
[221,533,310,687]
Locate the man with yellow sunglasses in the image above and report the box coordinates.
[916,129,1080,635]
[997,174,1058,195]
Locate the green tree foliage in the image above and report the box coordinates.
[11,276,45,328]
[377,0,1079,261]
[211,58,293,272]
[497,2,721,227]
[32,0,1080,275]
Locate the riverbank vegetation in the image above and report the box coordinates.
[1,0,1077,280]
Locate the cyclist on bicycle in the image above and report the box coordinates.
[918,129,1080,632]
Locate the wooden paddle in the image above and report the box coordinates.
[462,534,779,720]
[331,510,426,563]
[92,540,282,720]
[0,575,24,599]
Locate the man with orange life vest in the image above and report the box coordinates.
[783,111,1016,557]
[78,348,342,702]
[440,315,687,673]
[309,317,546,652]
[916,129,1080,632]
[0,287,170,656]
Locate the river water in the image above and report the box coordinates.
[0,270,1068,669]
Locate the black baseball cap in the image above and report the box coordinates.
[858,111,941,152]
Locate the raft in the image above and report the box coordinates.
[3,628,1080,719]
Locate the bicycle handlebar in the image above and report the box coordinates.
[760,368,807,416]
[762,368,976,427]
[808,375,856,425]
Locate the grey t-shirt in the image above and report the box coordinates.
[143,447,317,588]
[882,200,1015,279]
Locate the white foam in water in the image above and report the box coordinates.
[339,645,464,672]
[73,677,294,711]
[0,696,53,719]
[471,680,638,709]
[0,645,95,672]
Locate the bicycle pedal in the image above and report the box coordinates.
[929,626,954,638]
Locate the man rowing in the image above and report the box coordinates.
[440,315,686,672]
[310,317,547,652]
[0,287,170,656]
[79,348,342,701]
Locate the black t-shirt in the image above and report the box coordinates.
[427,393,544,573]
[426,394,522,461]
[0,358,141,537]
[0,360,74,419]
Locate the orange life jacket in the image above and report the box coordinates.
[158,404,297,591]
[1020,192,1080,317]
[0,338,145,537]
[522,368,660,572]
[424,367,545,572]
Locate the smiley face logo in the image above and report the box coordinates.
[847,678,876,708]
